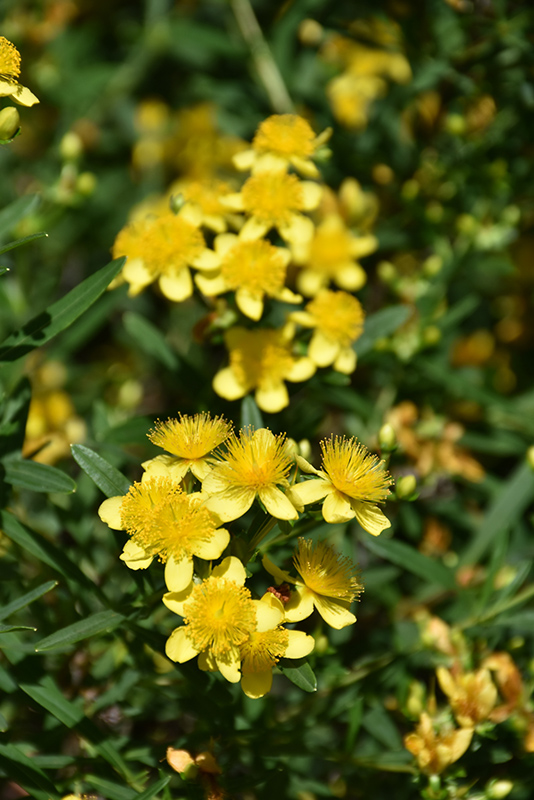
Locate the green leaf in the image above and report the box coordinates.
[133,776,172,800]
[0,743,60,800]
[20,675,85,726]
[0,376,31,458]
[241,395,264,429]
[123,311,179,370]
[0,231,48,256]
[35,609,126,652]
[3,458,76,493]
[364,535,457,590]
[0,622,36,633]
[71,443,131,497]
[278,658,317,692]
[0,256,125,363]
[0,266,8,277]
[355,305,411,356]
[362,702,403,750]
[0,194,40,239]
[460,460,534,566]
[0,579,57,622]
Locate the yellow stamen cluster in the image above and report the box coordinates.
[240,628,289,674]
[183,577,256,657]
[220,239,287,295]
[0,36,21,79]
[217,429,293,491]
[228,328,295,388]
[294,538,361,602]
[120,478,216,561]
[253,114,316,159]
[241,171,304,225]
[148,413,232,458]
[321,436,392,501]
[306,291,365,346]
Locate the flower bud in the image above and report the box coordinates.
[486,780,513,799]
[395,474,417,499]
[526,445,534,471]
[378,423,396,452]
[166,747,198,779]
[60,131,83,160]
[0,106,20,141]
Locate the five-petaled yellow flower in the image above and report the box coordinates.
[98,477,229,591]
[213,324,316,413]
[233,113,331,178]
[143,413,232,482]
[0,36,39,107]
[202,427,298,522]
[291,289,365,374]
[290,436,392,534]
[263,538,362,629]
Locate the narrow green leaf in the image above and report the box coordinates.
[0,266,8,277]
[241,395,264,429]
[355,305,411,356]
[278,658,317,692]
[461,460,534,566]
[0,376,31,458]
[0,580,57,622]
[0,709,7,731]
[20,676,85,726]
[84,776,136,800]
[364,535,457,590]
[3,458,76,493]
[133,776,171,800]
[362,703,403,750]
[0,622,36,633]
[0,231,48,256]
[0,743,60,800]
[123,311,179,370]
[0,194,40,239]
[71,443,131,497]
[0,257,125,363]
[35,609,126,652]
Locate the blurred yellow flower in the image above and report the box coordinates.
[404,712,473,774]
[295,214,376,296]
[291,436,392,533]
[263,538,362,629]
[195,234,300,321]
[234,114,331,178]
[202,427,298,522]
[0,36,39,106]
[168,176,235,233]
[111,210,218,300]
[144,413,232,481]
[291,290,364,373]
[436,667,498,728]
[213,324,316,413]
[98,477,229,591]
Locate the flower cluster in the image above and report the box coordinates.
[98,412,392,697]
[0,35,39,144]
[111,113,379,412]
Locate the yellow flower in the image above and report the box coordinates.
[143,413,232,482]
[295,214,376,296]
[263,538,362,629]
[163,556,257,683]
[233,114,331,178]
[213,324,316,413]
[98,477,229,591]
[291,290,364,374]
[202,427,299,522]
[111,210,218,300]
[404,712,473,775]
[221,170,322,249]
[167,177,235,233]
[194,233,300,321]
[0,37,39,107]
[290,436,392,533]
[436,667,498,728]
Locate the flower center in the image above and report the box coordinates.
[113,213,205,277]
[0,37,21,80]
[252,114,316,159]
[184,577,256,657]
[321,436,392,501]
[240,627,289,674]
[120,478,218,561]
[229,328,294,388]
[148,413,232,459]
[215,429,293,491]
[293,538,361,601]
[179,178,232,216]
[221,239,287,295]
[241,172,304,225]
[306,291,364,346]
[308,224,355,274]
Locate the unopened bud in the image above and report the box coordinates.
[60,131,83,160]
[395,474,417,499]
[0,106,20,141]
[170,193,185,214]
[422,325,441,346]
[444,113,466,136]
[377,260,397,284]
[166,748,198,779]
[378,423,396,452]
[486,780,513,799]
[77,171,97,196]
[422,254,443,276]
[526,445,534,471]
[298,18,323,46]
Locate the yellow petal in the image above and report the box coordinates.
[290,478,331,506]
[334,262,367,292]
[232,149,255,171]
[296,268,326,297]
[195,272,227,297]
[216,646,242,683]
[193,526,230,560]
[308,331,340,368]
[159,268,193,302]
[191,248,220,271]
[165,627,199,663]
[351,500,391,536]
[334,347,357,375]
[236,288,264,321]
[300,182,323,210]
[241,670,272,698]
[98,496,124,529]
[280,214,314,246]
[258,485,299,520]
[162,585,193,616]
[276,286,302,305]
[322,491,355,523]
[295,455,322,476]
[314,596,356,630]
[291,156,319,178]
[198,649,218,672]
[255,382,289,413]
[284,585,315,622]
[436,667,456,699]
[350,234,378,258]
[142,454,188,481]
[212,555,247,585]
[123,258,154,294]
[220,192,245,211]
[259,592,285,614]
[164,553,194,593]
[190,459,213,481]
[204,488,255,522]
[284,357,316,383]
[262,555,295,586]
[11,84,39,107]
[213,367,248,401]
[240,217,270,241]
[253,599,283,632]
[119,539,153,570]
[253,153,287,173]
[285,630,315,658]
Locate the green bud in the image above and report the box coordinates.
[169,193,185,214]
[395,475,417,499]
[60,131,83,160]
[422,254,443,277]
[486,780,513,799]
[444,113,466,135]
[0,106,20,141]
[377,260,397,284]
[422,325,441,347]
[526,445,534,471]
[378,423,397,452]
